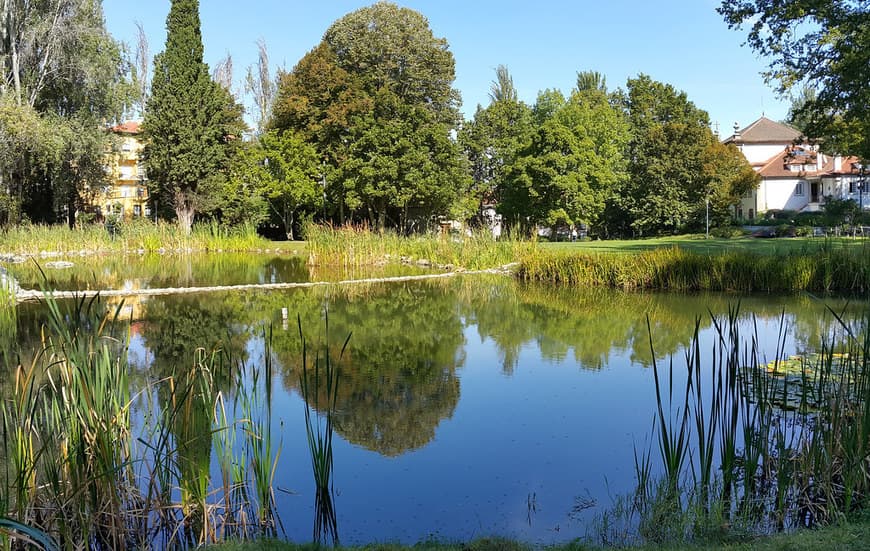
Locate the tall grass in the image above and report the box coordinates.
[0,293,282,549]
[298,314,348,546]
[0,220,272,255]
[305,224,531,270]
[0,280,14,359]
[517,243,870,294]
[621,304,870,546]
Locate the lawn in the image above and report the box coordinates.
[541,234,870,255]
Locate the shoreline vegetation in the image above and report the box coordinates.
[4,224,870,295]
[4,236,870,548]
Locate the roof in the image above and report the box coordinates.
[723,116,802,144]
[757,146,864,178]
[110,121,141,134]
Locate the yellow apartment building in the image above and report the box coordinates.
[97,121,150,219]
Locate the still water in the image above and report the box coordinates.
[5,254,866,545]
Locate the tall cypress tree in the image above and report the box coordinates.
[143,0,228,232]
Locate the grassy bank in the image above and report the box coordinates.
[0,220,292,255]
[542,234,868,255]
[517,242,870,293]
[210,517,870,550]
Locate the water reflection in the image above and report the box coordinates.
[7,264,870,545]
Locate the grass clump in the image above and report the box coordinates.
[517,243,870,294]
[0,293,282,549]
[0,220,274,256]
[305,224,531,270]
[600,305,870,548]
[0,277,15,358]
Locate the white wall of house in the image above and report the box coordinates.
[739,143,802,166]
[823,175,867,206]
[759,178,811,212]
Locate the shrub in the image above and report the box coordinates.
[710,226,747,239]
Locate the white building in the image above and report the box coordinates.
[723,117,865,218]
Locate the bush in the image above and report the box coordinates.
[711,226,747,239]
[774,224,796,237]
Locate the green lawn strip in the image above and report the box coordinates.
[208,519,870,551]
[540,235,869,256]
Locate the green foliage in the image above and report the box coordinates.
[271,2,468,231]
[719,1,870,159]
[249,130,323,240]
[460,66,534,223]
[0,0,127,227]
[144,0,247,233]
[611,75,717,236]
[501,87,630,234]
[517,244,870,294]
[822,196,861,226]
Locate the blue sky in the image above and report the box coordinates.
[103,0,789,134]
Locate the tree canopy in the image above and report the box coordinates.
[501,86,629,234]
[604,75,757,236]
[0,0,130,227]
[271,1,468,231]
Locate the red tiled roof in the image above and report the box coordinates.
[756,146,863,178]
[110,121,141,134]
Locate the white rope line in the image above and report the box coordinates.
[14,266,517,303]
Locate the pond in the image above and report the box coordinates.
[3,253,867,546]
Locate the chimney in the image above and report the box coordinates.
[833,156,842,172]
[816,151,824,171]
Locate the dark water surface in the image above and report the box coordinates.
[5,254,866,545]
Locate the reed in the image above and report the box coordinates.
[627,303,870,545]
[305,224,530,270]
[298,314,348,546]
[0,292,282,549]
[516,243,870,294]
[0,281,14,359]
[0,220,272,255]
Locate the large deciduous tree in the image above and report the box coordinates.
[460,65,534,226]
[144,0,244,233]
[501,86,629,235]
[718,0,870,160]
[617,75,718,235]
[610,75,758,236]
[271,2,468,232]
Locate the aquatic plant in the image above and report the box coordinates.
[0,292,282,549]
[517,242,870,294]
[305,223,530,270]
[0,219,273,256]
[0,279,15,359]
[298,314,348,546]
[623,303,870,545]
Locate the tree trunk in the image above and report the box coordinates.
[174,190,195,234]
[284,208,295,241]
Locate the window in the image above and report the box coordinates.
[133,205,141,217]
[795,181,805,196]
[850,180,863,194]
[748,209,754,220]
